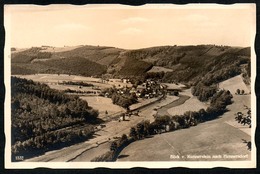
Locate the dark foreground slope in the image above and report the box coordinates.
[11,45,250,84]
[11,76,100,161]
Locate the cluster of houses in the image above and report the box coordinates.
[103,79,168,99]
[59,77,182,98]
[135,79,167,98]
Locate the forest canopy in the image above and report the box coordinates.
[11,77,100,160]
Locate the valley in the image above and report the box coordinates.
[10,44,252,162]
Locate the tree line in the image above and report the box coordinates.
[59,81,94,87]
[128,90,232,140]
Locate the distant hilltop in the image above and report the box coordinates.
[11,44,251,85]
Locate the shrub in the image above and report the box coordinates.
[91,151,114,162]
[110,141,118,152]
[129,127,138,140]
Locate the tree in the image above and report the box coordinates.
[25,104,32,112]
[198,108,207,122]
[176,116,186,128]
[142,120,151,136]
[136,122,145,139]
[129,127,138,140]
[119,134,128,146]
[236,107,251,151]
[12,100,20,110]
[110,141,118,152]
[173,91,179,96]
[120,113,126,121]
[236,89,240,95]
[154,115,170,131]
[241,89,245,95]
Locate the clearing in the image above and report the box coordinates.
[147,66,173,73]
[167,96,208,116]
[15,74,132,89]
[219,75,250,94]
[156,88,208,116]
[40,45,84,53]
[162,82,186,90]
[80,96,125,119]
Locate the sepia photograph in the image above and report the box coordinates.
[4,4,256,168]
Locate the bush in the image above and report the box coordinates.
[110,141,118,152]
[91,151,114,162]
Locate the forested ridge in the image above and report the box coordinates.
[12,47,52,63]
[11,77,100,160]
[12,45,250,84]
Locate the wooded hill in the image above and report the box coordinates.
[11,76,100,160]
[11,45,251,84]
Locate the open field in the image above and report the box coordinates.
[11,48,29,53]
[40,45,84,53]
[14,74,132,89]
[156,95,190,117]
[117,94,251,161]
[155,88,208,116]
[107,79,132,88]
[15,74,100,83]
[167,96,208,116]
[162,82,186,90]
[147,66,173,73]
[47,84,96,92]
[80,96,125,119]
[130,97,165,110]
[219,75,250,94]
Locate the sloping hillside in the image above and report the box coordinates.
[118,57,153,76]
[219,75,250,94]
[53,45,123,66]
[11,45,251,84]
[38,57,107,76]
[11,76,99,160]
[12,47,50,63]
[120,45,250,84]
[12,57,106,76]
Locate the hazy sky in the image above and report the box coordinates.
[5,4,255,49]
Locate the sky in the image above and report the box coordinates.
[4,4,256,49]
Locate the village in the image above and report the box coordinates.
[14,74,185,122]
